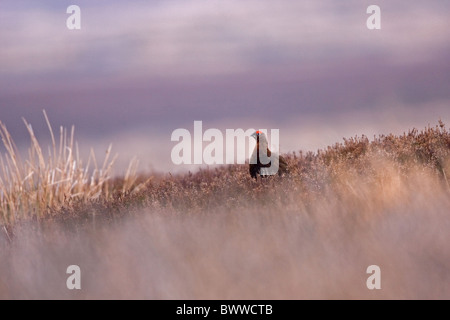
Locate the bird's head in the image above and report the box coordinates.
[251,130,270,148]
[251,130,265,140]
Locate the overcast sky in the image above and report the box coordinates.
[1,0,449,172]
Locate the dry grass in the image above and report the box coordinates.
[0,116,449,299]
[0,111,141,225]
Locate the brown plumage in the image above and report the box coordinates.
[249,131,287,180]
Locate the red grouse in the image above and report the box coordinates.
[249,130,287,180]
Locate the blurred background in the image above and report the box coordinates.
[1,0,449,173]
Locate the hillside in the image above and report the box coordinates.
[0,120,449,299]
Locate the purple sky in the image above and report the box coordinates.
[1,0,449,172]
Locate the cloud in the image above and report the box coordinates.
[1,0,449,80]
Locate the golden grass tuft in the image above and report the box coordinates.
[0,111,138,224]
